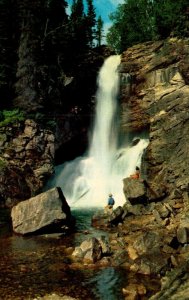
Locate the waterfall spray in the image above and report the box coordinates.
[47,56,149,208]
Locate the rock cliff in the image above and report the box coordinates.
[120,38,189,201]
[0,119,54,206]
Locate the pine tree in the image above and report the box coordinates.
[40,0,71,109]
[0,0,18,108]
[70,0,85,27]
[45,0,68,30]
[86,0,96,47]
[14,1,41,111]
[96,16,104,47]
[70,0,88,54]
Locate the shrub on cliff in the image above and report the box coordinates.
[0,109,25,127]
[0,158,7,171]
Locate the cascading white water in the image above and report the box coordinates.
[47,55,149,208]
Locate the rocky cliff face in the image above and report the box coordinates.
[0,119,54,206]
[120,38,189,201]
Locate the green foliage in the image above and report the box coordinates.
[0,109,25,127]
[46,119,57,129]
[154,0,189,38]
[107,0,189,53]
[0,158,7,171]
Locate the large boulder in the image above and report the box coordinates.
[123,178,147,205]
[72,237,103,263]
[108,206,124,225]
[11,187,73,235]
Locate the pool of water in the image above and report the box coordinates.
[0,208,127,300]
[0,208,159,300]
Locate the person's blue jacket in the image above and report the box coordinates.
[108,196,115,206]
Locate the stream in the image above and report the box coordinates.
[0,208,129,300]
[0,208,161,300]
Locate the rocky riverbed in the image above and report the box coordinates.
[0,207,162,300]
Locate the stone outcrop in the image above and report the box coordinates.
[0,119,55,206]
[11,187,73,235]
[149,259,189,300]
[109,39,189,289]
[91,190,189,278]
[123,177,168,204]
[72,236,111,264]
[120,38,189,203]
[72,237,102,263]
[123,178,147,204]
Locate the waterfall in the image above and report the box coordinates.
[47,55,149,208]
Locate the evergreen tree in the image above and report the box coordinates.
[39,0,71,109]
[45,0,68,30]
[70,0,88,47]
[15,0,70,112]
[86,0,96,47]
[43,0,68,52]
[15,0,45,111]
[0,0,18,109]
[69,0,88,63]
[71,0,84,21]
[96,16,104,46]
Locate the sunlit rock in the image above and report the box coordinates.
[11,187,73,235]
[98,235,111,255]
[72,237,102,263]
[132,231,161,255]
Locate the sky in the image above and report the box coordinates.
[66,0,125,42]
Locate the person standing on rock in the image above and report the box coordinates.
[104,193,115,214]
